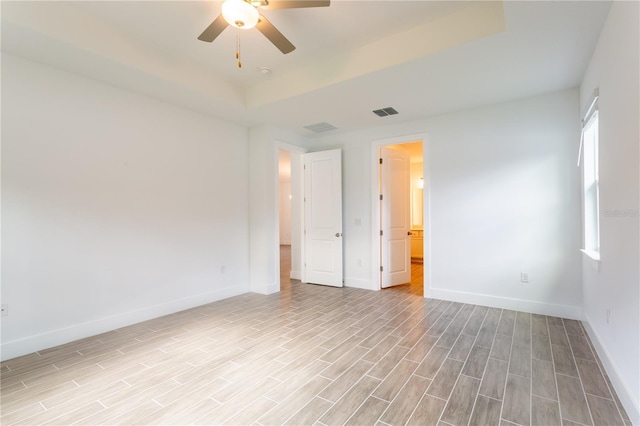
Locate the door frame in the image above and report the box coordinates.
[371,133,432,296]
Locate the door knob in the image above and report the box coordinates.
[408,231,413,236]
[335,232,342,237]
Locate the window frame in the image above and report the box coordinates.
[581,106,600,262]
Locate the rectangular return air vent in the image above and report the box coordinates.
[304,122,338,133]
[373,107,399,117]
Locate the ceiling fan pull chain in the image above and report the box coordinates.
[236,29,242,68]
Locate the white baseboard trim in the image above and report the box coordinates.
[583,314,640,425]
[250,280,279,295]
[424,287,433,298]
[264,285,281,295]
[344,277,375,290]
[428,288,583,319]
[0,284,249,362]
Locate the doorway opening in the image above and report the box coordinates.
[373,134,428,297]
[379,142,424,295]
[277,145,306,292]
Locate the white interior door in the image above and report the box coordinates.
[304,149,343,287]
[381,146,411,288]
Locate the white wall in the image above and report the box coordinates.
[248,126,309,294]
[309,89,583,318]
[580,2,640,422]
[1,54,250,360]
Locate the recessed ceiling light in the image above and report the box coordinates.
[259,67,272,75]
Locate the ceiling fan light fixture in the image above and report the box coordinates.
[222,0,259,29]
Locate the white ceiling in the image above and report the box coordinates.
[1,1,611,138]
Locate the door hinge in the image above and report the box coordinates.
[380,266,384,272]
[379,158,383,164]
[380,230,383,236]
[380,194,383,201]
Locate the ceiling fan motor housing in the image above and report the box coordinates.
[222,0,259,29]
[199,0,330,55]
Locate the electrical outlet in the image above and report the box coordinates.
[521,272,529,283]
[606,308,611,324]
[1,304,8,317]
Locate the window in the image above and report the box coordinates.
[582,108,600,257]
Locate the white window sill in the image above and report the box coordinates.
[581,249,601,271]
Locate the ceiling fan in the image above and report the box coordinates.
[198,0,330,56]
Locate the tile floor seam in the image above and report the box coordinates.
[373,303,451,424]
[467,308,502,426]
[497,309,516,425]
[321,362,374,407]
[315,395,333,404]
[529,313,533,426]
[340,385,380,425]
[530,392,558,403]
[562,319,596,426]
[583,390,616,401]
[460,307,491,426]
[373,368,421,419]
[546,316,564,424]
[418,320,453,399]
[438,305,488,425]
[483,394,504,403]
[406,392,430,424]
[262,394,284,404]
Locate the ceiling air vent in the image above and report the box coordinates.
[373,107,399,117]
[304,122,338,133]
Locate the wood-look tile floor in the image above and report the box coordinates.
[1,249,631,425]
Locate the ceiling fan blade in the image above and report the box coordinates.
[256,15,295,54]
[198,15,229,42]
[261,0,330,10]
